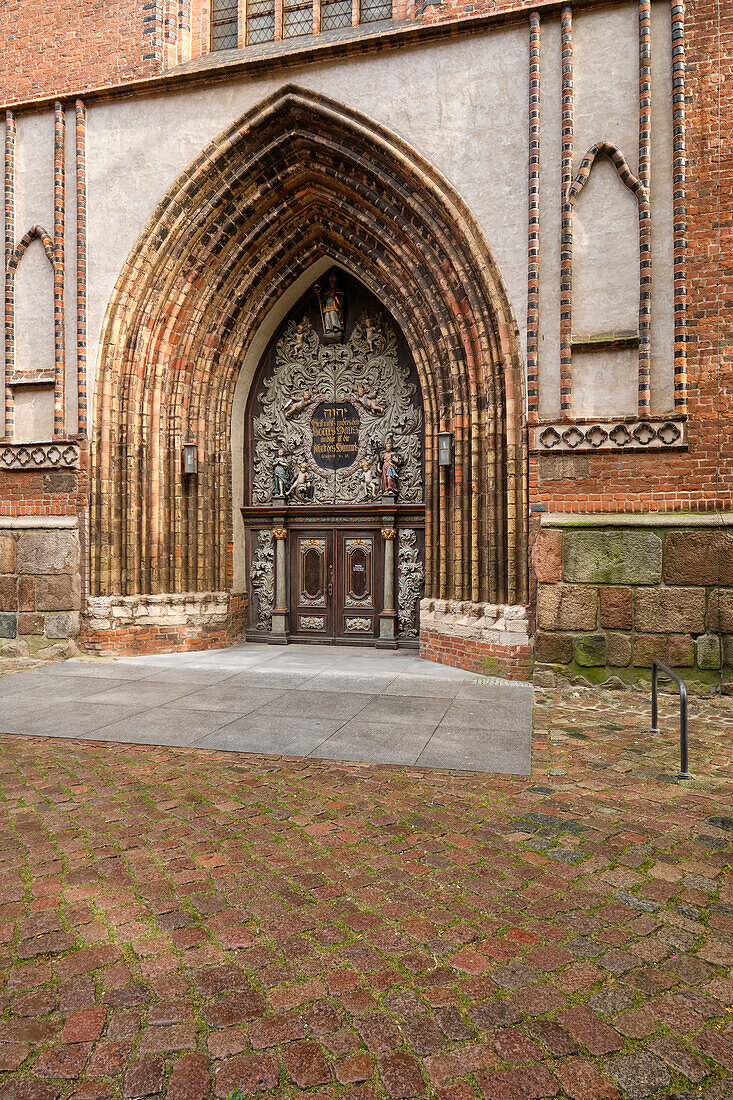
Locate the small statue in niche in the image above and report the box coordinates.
[286,461,314,501]
[358,460,379,500]
[284,389,316,420]
[379,434,401,497]
[272,448,290,497]
[351,384,386,417]
[315,273,345,343]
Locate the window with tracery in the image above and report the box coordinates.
[211,0,239,49]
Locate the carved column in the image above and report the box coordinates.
[378,524,397,648]
[270,522,289,644]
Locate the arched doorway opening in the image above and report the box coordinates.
[243,268,425,646]
[86,85,527,663]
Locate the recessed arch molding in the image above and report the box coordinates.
[89,86,528,653]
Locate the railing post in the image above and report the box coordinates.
[650,660,691,780]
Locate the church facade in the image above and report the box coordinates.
[0,0,730,689]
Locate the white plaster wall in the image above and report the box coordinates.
[572,156,640,336]
[84,27,530,411]
[572,346,639,418]
[14,238,55,375]
[573,4,640,177]
[650,0,675,414]
[538,18,563,420]
[64,106,79,434]
[14,112,55,234]
[13,385,54,442]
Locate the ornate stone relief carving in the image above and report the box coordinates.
[398,529,424,638]
[249,530,274,630]
[252,312,423,505]
[530,418,686,454]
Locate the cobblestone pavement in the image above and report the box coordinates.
[0,684,731,1100]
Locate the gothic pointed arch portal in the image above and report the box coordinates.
[89,85,528,654]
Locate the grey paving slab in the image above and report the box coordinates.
[309,720,436,765]
[82,681,200,707]
[443,698,534,732]
[0,701,147,738]
[354,694,450,726]
[195,714,343,755]
[305,671,398,695]
[0,643,533,774]
[85,707,243,746]
[159,684,281,714]
[255,689,375,721]
[383,675,463,699]
[417,725,531,775]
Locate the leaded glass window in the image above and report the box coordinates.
[246,0,276,44]
[360,0,392,24]
[283,0,313,37]
[211,0,239,49]
[321,0,352,31]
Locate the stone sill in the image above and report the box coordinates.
[0,515,79,529]
[541,511,733,529]
[6,370,55,387]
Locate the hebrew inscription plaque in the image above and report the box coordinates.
[310,402,361,470]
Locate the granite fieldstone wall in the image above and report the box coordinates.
[534,521,733,691]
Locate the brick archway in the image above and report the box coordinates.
[89,85,527,649]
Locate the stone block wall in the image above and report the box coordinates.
[534,520,733,690]
[0,523,81,657]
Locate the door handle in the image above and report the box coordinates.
[327,582,333,597]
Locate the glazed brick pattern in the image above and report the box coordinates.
[0,684,730,1097]
[533,523,733,688]
[420,627,533,680]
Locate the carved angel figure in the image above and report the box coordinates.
[363,314,377,352]
[358,460,379,500]
[352,384,385,416]
[286,462,314,501]
[294,322,307,353]
[284,390,316,420]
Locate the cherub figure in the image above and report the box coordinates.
[358,460,379,500]
[294,323,307,353]
[363,314,377,352]
[284,390,316,419]
[286,462,314,501]
[352,384,385,416]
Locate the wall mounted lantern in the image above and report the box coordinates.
[182,441,198,476]
[438,431,453,467]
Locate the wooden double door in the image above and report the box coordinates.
[290,527,382,643]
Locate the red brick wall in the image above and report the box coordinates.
[0,0,158,105]
[420,629,533,680]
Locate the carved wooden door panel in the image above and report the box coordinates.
[291,532,334,639]
[335,532,380,641]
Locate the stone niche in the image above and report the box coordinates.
[533,521,733,691]
[0,525,81,657]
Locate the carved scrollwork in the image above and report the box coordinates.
[249,530,274,631]
[398,529,425,639]
[345,617,371,633]
[251,311,423,505]
[299,615,325,631]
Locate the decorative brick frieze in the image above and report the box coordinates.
[531,417,687,453]
[0,441,80,470]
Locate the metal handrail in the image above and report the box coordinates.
[651,660,691,780]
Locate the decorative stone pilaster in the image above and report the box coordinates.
[270,524,289,644]
[378,525,397,648]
